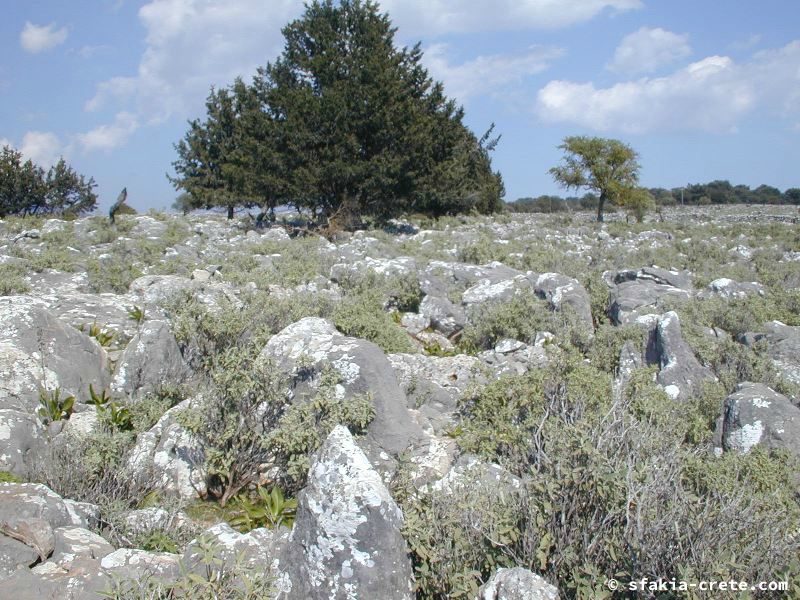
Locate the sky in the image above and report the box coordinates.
[1,0,799,212]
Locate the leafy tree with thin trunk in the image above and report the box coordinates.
[549,136,640,222]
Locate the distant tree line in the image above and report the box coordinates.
[0,145,97,218]
[170,0,504,226]
[509,180,800,214]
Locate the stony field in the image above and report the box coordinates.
[0,204,798,598]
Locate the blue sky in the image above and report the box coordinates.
[2,0,799,212]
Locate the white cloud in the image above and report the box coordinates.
[424,44,563,102]
[85,77,138,112]
[88,0,641,126]
[19,131,63,167]
[730,33,761,51]
[537,41,800,134]
[20,22,68,54]
[381,0,641,34]
[87,0,302,123]
[608,27,691,74]
[77,112,139,152]
[76,44,111,59]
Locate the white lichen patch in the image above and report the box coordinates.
[728,420,764,454]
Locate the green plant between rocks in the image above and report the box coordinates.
[37,387,75,424]
[229,485,297,531]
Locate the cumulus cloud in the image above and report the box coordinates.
[18,131,63,167]
[608,27,691,74]
[76,112,139,152]
[88,0,642,125]
[537,41,800,134]
[424,44,563,102]
[381,0,641,34]
[20,22,68,54]
[87,0,302,123]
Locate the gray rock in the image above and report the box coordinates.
[419,295,466,337]
[0,564,65,599]
[706,278,765,299]
[0,534,40,577]
[100,548,182,582]
[50,526,114,563]
[400,312,430,336]
[122,507,189,536]
[0,484,76,531]
[261,318,425,466]
[388,353,485,434]
[0,298,110,411]
[653,311,714,401]
[279,426,413,600]
[127,398,206,500]
[128,274,240,311]
[330,257,417,282]
[111,320,190,397]
[28,292,142,340]
[534,272,594,330]
[0,410,46,478]
[129,215,169,239]
[759,321,800,387]
[722,383,800,457]
[607,267,692,325]
[183,523,289,584]
[461,275,531,307]
[479,567,559,600]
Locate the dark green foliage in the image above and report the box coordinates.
[0,146,97,217]
[509,181,800,211]
[171,0,503,224]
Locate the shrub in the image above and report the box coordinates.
[178,346,289,506]
[101,534,273,599]
[332,288,415,353]
[403,351,800,599]
[37,387,75,424]
[0,262,30,295]
[460,291,590,353]
[265,364,375,493]
[87,250,142,294]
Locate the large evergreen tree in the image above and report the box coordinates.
[171,0,503,223]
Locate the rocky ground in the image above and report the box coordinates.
[0,204,798,598]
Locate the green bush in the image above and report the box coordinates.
[101,534,273,599]
[402,351,800,599]
[266,364,375,492]
[87,250,142,293]
[332,288,415,353]
[0,262,30,295]
[178,346,289,506]
[460,291,590,353]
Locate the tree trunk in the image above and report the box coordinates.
[597,193,606,222]
[227,205,234,219]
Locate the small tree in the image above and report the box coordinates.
[549,136,640,222]
[618,186,655,223]
[0,146,97,218]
